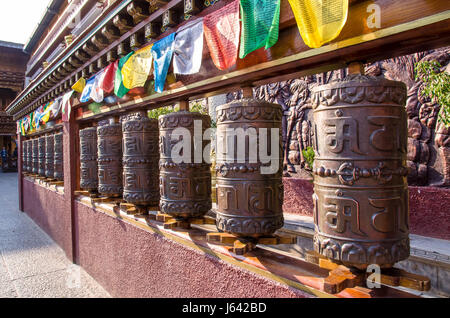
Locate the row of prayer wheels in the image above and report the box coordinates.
[77,74,410,269]
[22,132,64,181]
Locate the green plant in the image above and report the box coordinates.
[147,105,178,119]
[302,146,315,171]
[415,60,450,127]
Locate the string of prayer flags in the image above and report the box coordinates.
[122,44,154,90]
[239,0,281,59]
[203,0,240,70]
[40,101,52,124]
[173,18,204,75]
[115,52,134,98]
[152,32,176,93]
[90,71,105,103]
[288,0,349,48]
[62,91,74,122]
[100,62,117,93]
[49,97,63,118]
[72,77,86,93]
[80,76,95,103]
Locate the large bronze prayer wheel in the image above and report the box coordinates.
[45,134,54,178]
[26,139,32,173]
[80,127,98,191]
[122,111,159,207]
[97,119,123,197]
[53,132,64,181]
[22,140,27,172]
[215,99,284,237]
[311,74,409,269]
[159,111,212,219]
[38,136,46,176]
[31,138,39,174]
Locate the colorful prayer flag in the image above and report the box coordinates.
[115,52,135,98]
[62,91,74,122]
[173,18,204,75]
[90,71,105,103]
[80,76,95,103]
[40,102,52,124]
[151,32,176,93]
[72,77,86,93]
[122,44,153,89]
[288,0,349,48]
[100,62,117,93]
[239,0,281,59]
[203,0,240,70]
[50,97,63,119]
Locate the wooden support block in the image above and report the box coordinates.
[304,250,323,265]
[206,232,238,245]
[48,181,64,186]
[323,265,361,294]
[340,286,375,298]
[319,258,340,271]
[163,219,179,230]
[233,239,254,256]
[381,268,431,291]
[75,190,90,196]
[156,213,173,222]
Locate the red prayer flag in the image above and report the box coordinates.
[100,61,118,93]
[203,0,240,71]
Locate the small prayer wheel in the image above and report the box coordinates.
[215,99,284,238]
[22,140,28,172]
[38,136,46,176]
[32,138,39,174]
[45,134,54,178]
[311,74,409,269]
[159,111,212,220]
[53,132,64,181]
[80,127,98,192]
[122,111,160,208]
[97,118,123,197]
[26,139,32,173]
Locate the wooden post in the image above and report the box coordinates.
[179,100,189,111]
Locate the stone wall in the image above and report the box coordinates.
[226,47,450,187]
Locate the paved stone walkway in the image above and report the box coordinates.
[0,173,110,298]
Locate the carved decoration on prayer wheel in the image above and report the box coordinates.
[97,120,123,197]
[38,136,46,176]
[215,99,284,237]
[45,134,54,178]
[54,132,64,181]
[80,127,98,191]
[27,139,32,173]
[122,111,159,207]
[22,140,27,172]
[31,138,39,174]
[159,111,212,219]
[311,74,410,269]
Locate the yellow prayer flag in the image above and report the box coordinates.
[122,44,153,90]
[288,0,348,49]
[72,77,86,93]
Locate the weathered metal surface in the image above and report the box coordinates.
[159,111,212,219]
[38,137,46,176]
[22,140,27,172]
[31,138,38,174]
[311,74,410,269]
[97,120,123,197]
[53,132,64,181]
[26,139,32,173]
[45,134,54,178]
[215,99,284,237]
[122,111,159,207]
[80,127,98,191]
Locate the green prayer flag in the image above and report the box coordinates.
[114,52,135,98]
[239,0,281,59]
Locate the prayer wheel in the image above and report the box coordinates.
[97,118,123,197]
[159,111,212,219]
[31,138,39,174]
[80,127,98,192]
[122,111,159,207]
[22,140,27,172]
[45,134,54,178]
[26,139,32,173]
[311,74,409,269]
[38,136,46,176]
[215,99,284,237]
[53,132,64,181]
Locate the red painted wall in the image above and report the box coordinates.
[283,178,450,240]
[75,201,311,298]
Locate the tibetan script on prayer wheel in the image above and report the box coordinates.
[80,127,98,191]
[45,134,54,178]
[122,111,159,207]
[53,132,64,181]
[97,120,123,197]
[22,140,27,172]
[311,75,409,269]
[215,99,284,238]
[38,137,46,176]
[159,111,212,219]
[32,138,39,174]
